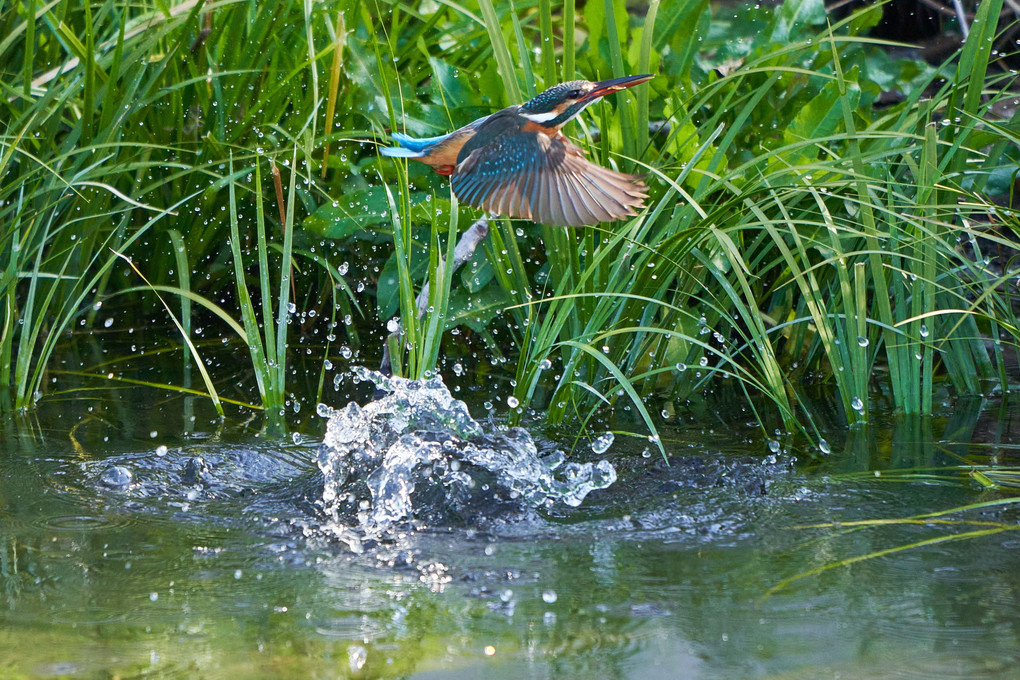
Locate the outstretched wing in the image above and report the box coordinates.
[450,132,647,227]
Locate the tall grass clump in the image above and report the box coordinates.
[1,0,363,420]
[461,0,1020,443]
[2,0,1019,446]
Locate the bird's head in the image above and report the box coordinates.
[519,74,653,129]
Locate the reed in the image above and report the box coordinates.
[473,0,1017,444]
[1,0,1017,449]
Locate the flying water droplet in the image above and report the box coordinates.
[317,368,617,543]
[591,432,614,454]
[347,646,367,672]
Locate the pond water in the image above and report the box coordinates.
[1,367,1019,679]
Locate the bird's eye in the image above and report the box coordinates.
[567,89,584,98]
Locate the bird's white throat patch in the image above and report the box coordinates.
[521,97,601,126]
[520,110,560,123]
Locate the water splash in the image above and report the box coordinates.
[316,368,616,546]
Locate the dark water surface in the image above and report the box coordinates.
[2,381,1019,679]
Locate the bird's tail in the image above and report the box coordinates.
[379,145,424,158]
[379,131,451,158]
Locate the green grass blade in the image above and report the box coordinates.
[507,0,535,97]
[558,339,665,459]
[477,0,521,103]
[227,155,271,405]
[538,0,554,85]
[112,251,224,416]
[563,0,574,80]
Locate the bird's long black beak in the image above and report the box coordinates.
[584,74,654,101]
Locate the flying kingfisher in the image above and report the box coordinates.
[380,74,653,227]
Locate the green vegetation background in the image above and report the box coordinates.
[2,0,1019,447]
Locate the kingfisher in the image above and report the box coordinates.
[380,74,653,227]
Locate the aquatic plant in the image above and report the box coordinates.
[470,0,1019,442]
[1,0,1018,448]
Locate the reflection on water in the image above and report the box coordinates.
[1,378,1019,679]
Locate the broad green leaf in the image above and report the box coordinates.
[448,280,510,332]
[653,0,709,52]
[584,0,629,71]
[847,2,882,33]
[781,67,860,163]
[770,0,825,44]
[428,56,468,107]
[460,246,495,293]
[303,189,427,239]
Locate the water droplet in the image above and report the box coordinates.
[100,466,133,488]
[591,432,614,454]
[347,646,367,672]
